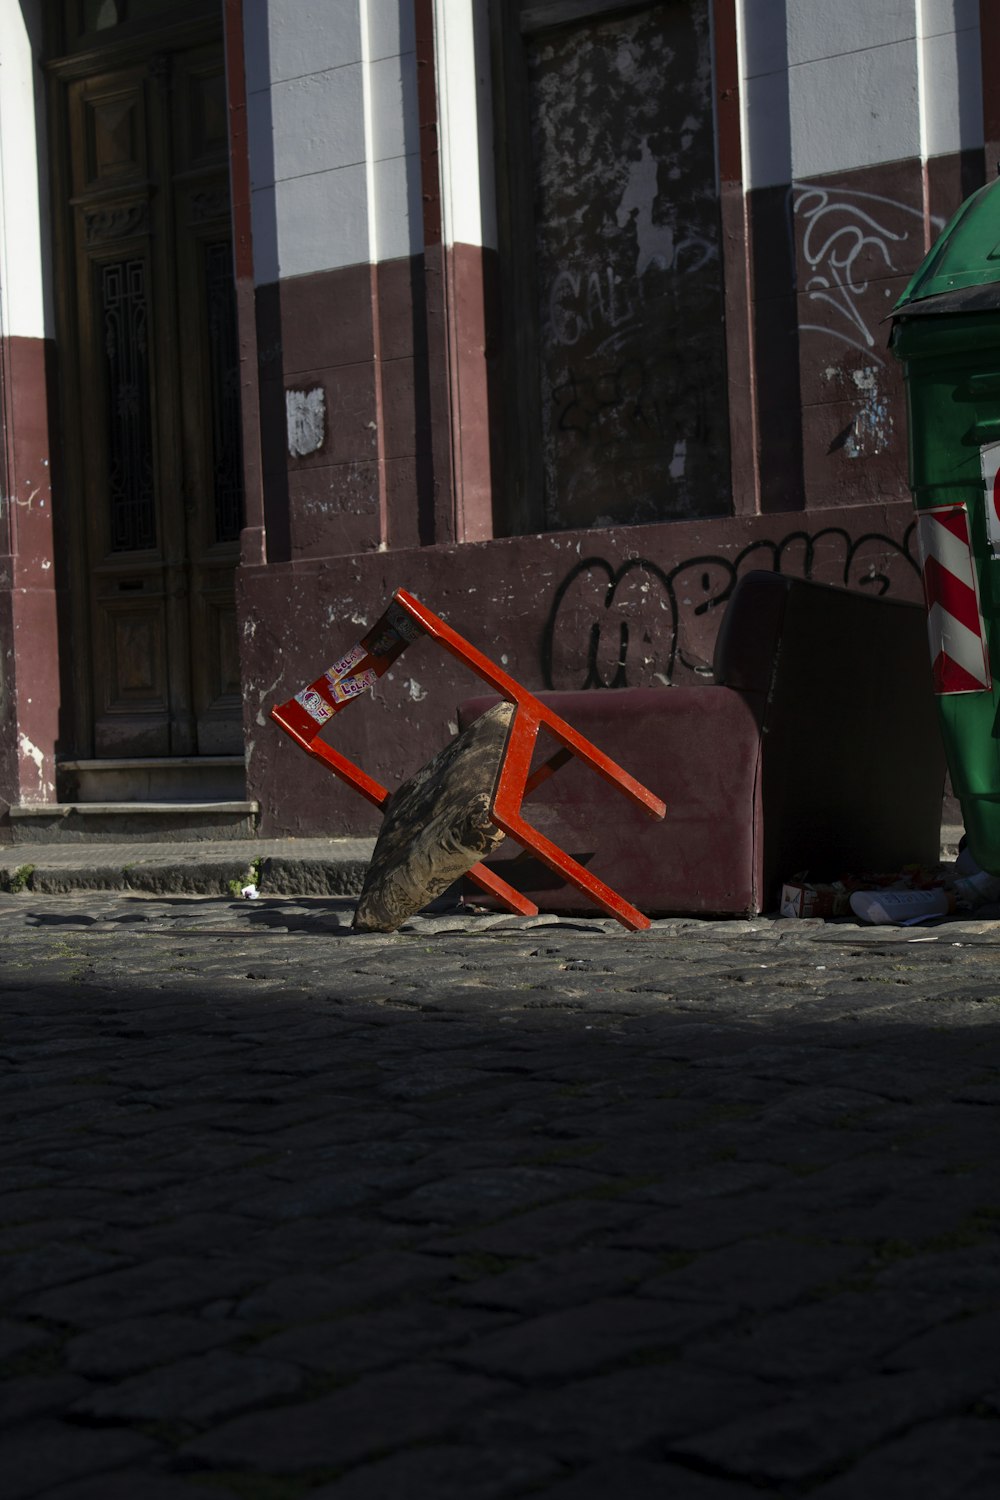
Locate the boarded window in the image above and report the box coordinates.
[494,0,729,532]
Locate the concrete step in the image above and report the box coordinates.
[8,802,260,844]
[0,838,376,896]
[58,757,247,802]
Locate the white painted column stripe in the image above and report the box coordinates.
[0,4,50,339]
[433,0,497,251]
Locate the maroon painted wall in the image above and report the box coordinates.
[0,334,64,816]
[253,246,498,564]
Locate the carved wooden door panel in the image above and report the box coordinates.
[172,43,244,755]
[66,36,242,757]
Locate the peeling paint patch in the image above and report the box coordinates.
[255,672,284,727]
[18,732,49,796]
[845,367,892,458]
[286,388,326,457]
[616,137,674,277]
[18,733,43,773]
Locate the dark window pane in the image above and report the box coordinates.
[526,1,730,529]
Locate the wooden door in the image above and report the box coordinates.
[62,28,242,757]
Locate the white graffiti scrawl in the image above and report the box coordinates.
[792,184,944,364]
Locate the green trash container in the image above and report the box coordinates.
[891,176,1000,874]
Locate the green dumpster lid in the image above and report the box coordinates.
[893,177,1000,314]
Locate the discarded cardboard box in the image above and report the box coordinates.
[779,881,853,919]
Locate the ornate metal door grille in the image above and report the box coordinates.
[205,240,244,544]
[103,258,156,552]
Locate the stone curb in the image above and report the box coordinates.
[0,827,965,900]
[0,838,377,898]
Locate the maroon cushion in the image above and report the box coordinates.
[459,688,765,917]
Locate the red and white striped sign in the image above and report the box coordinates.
[916,502,991,695]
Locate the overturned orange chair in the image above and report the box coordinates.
[270,588,666,931]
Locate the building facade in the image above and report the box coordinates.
[0,0,993,838]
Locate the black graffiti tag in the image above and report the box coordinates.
[541,525,919,690]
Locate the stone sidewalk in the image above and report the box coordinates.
[1,891,999,1497]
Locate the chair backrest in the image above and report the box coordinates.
[715,571,944,880]
[713,570,796,693]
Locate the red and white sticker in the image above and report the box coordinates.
[916,502,991,694]
[294,685,335,725]
[325,642,367,689]
[330,668,377,704]
[982,441,1000,557]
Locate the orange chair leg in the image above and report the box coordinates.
[490,706,653,933]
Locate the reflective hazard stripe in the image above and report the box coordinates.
[916,504,991,695]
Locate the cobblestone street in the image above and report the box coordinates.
[1,891,999,1497]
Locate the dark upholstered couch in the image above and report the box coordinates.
[458,570,946,917]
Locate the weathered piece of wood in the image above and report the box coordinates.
[353,703,514,933]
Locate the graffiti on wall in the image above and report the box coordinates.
[787,183,946,470]
[542,525,920,690]
[791,183,943,364]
